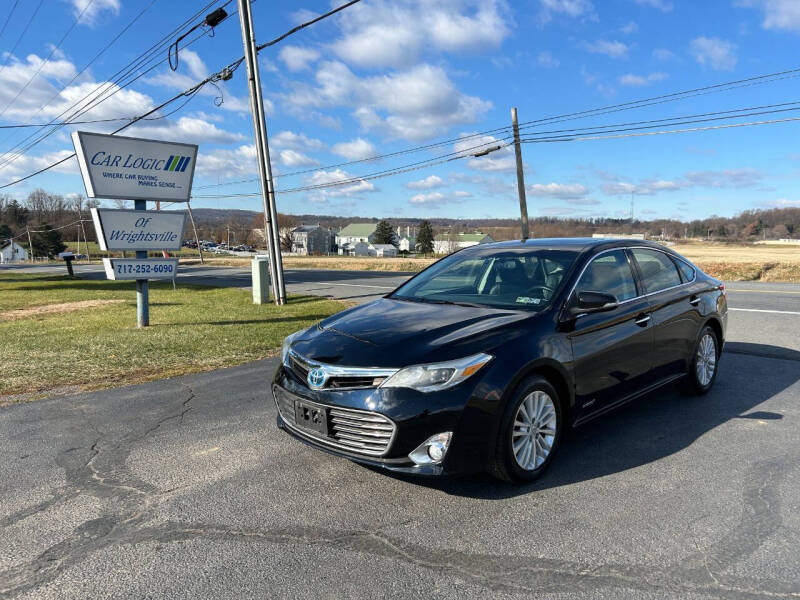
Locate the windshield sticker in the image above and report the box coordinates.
[515,296,542,305]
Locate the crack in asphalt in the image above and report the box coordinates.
[1,383,798,599]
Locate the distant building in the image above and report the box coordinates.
[591,233,646,240]
[398,236,416,252]
[0,241,28,263]
[337,241,370,256]
[433,232,494,255]
[290,224,333,255]
[370,244,398,257]
[336,223,376,249]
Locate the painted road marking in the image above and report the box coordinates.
[727,288,800,295]
[729,308,800,315]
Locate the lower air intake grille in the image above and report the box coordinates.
[328,408,394,455]
[274,387,395,457]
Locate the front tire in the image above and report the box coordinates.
[490,376,562,483]
[683,325,720,395]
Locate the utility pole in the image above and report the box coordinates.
[237,0,286,305]
[26,226,34,262]
[186,202,203,264]
[511,107,530,240]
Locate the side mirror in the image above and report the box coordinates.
[566,291,619,317]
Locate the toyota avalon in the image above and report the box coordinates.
[272,238,727,483]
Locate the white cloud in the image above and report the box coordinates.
[652,48,675,61]
[689,36,737,71]
[765,198,800,207]
[538,0,595,22]
[683,168,764,188]
[618,71,668,86]
[285,61,491,142]
[410,191,448,205]
[272,130,324,151]
[454,133,516,172]
[600,168,763,196]
[537,51,560,68]
[620,21,639,34]
[406,175,445,190]
[128,117,245,145]
[632,0,673,12]
[0,149,79,179]
[305,168,377,199]
[71,0,120,26]
[195,145,257,178]
[331,0,511,69]
[602,180,680,195]
[742,0,800,32]
[146,51,252,114]
[331,138,377,160]
[528,183,590,199]
[279,149,319,168]
[584,40,629,59]
[454,190,473,197]
[278,46,321,72]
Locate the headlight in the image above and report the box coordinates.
[380,353,492,393]
[281,331,300,365]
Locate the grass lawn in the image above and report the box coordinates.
[0,273,345,401]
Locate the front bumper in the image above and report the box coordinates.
[271,365,497,476]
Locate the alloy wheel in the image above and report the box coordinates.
[512,390,557,471]
[696,333,717,387]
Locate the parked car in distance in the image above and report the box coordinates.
[272,238,727,483]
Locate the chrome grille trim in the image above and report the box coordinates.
[273,386,396,457]
[285,349,397,390]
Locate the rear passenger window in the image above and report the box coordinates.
[675,258,695,282]
[575,250,638,302]
[632,249,682,293]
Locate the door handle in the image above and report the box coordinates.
[689,296,700,306]
[634,314,651,327]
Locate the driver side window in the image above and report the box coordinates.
[575,250,638,302]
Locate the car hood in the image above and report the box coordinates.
[290,297,538,368]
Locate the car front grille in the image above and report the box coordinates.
[285,351,395,390]
[273,386,396,457]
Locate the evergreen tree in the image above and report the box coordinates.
[373,220,397,246]
[0,223,12,240]
[32,224,66,258]
[417,220,434,254]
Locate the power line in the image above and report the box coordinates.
[0,0,227,171]
[0,0,98,120]
[520,115,800,145]
[0,0,45,78]
[195,67,800,191]
[0,0,21,41]
[0,57,243,190]
[255,0,361,51]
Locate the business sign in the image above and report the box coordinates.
[91,208,186,251]
[103,258,178,281]
[71,131,198,202]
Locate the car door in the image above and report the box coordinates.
[629,248,697,380]
[567,249,654,420]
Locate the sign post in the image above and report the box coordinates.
[73,131,197,327]
[134,199,149,327]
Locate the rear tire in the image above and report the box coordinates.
[682,325,720,395]
[490,376,563,483]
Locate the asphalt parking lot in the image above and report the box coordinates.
[1,266,799,598]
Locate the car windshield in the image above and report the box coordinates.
[391,247,578,310]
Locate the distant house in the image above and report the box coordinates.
[336,223,376,250]
[0,241,28,263]
[370,243,398,257]
[291,224,333,255]
[338,241,371,256]
[433,232,494,255]
[398,236,416,252]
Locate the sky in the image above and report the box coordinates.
[1,0,800,222]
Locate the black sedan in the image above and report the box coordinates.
[272,238,727,483]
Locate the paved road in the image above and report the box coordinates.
[2,264,800,598]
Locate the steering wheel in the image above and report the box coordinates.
[525,284,555,299]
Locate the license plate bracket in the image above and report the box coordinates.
[294,399,328,436]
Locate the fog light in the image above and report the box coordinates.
[409,432,452,466]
